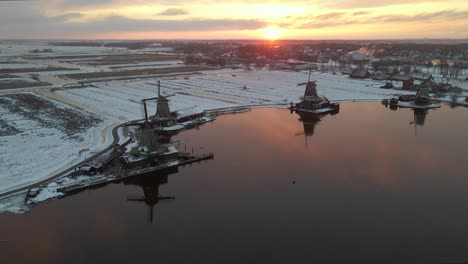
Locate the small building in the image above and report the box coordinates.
[294,63,318,71]
[380,82,393,89]
[80,145,126,174]
[402,79,414,90]
[388,74,414,90]
[410,73,433,82]
[372,71,388,81]
[121,145,178,170]
[176,106,205,123]
[350,68,370,79]
[121,121,179,170]
[340,51,370,63]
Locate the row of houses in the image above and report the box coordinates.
[350,68,434,90]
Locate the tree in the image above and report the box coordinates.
[438,60,450,84]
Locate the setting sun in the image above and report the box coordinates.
[261,27,283,40]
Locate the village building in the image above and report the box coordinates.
[79,145,127,175]
[350,68,371,79]
[294,63,319,71]
[387,74,414,90]
[340,51,370,64]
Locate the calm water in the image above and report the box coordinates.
[1,103,468,263]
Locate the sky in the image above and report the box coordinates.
[0,0,467,39]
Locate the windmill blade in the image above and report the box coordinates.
[127,196,146,201]
[158,196,176,200]
[142,96,159,102]
[148,206,154,223]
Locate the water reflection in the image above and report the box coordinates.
[292,108,340,148]
[383,102,431,135]
[413,109,428,126]
[124,167,177,223]
[2,104,468,263]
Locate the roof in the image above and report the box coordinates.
[176,106,204,119]
[350,68,370,78]
[86,145,126,169]
[410,73,433,81]
[388,74,413,81]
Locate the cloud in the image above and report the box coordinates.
[317,0,447,9]
[158,8,188,16]
[293,9,468,29]
[314,12,345,20]
[0,2,81,24]
[0,12,268,38]
[86,16,266,32]
[379,10,468,23]
[353,11,369,16]
[297,20,360,29]
[46,0,124,8]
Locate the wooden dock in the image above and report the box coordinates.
[178,152,214,166]
[45,153,214,195]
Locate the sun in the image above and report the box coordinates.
[260,27,283,40]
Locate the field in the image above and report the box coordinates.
[0,66,79,74]
[0,79,51,90]
[0,93,112,194]
[54,69,413,124]
[62,66,214,80]
[64,54,182,66]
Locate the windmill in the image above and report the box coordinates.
[141,80,176,121]
[293,69,339,112]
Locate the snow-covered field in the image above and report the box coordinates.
[0,63,48,69]
[0,42,124,58]
[0,93,115,195]
[54,69,413,123]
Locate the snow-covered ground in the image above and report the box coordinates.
[0,42,125,58]
[0,93,116,195]
[0,191,29,214]
[436,94,468,106]
[54,69,413,123]
[0,63,48,69]
[0,77,36,83]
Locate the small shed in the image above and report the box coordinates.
[388,74,414,90]
[402,79,414,90]
[350,68,370,79]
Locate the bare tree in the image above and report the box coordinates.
[448,61,462,82]
[438,60,450,84]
